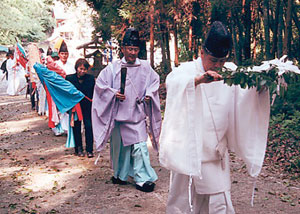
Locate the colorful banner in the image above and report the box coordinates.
[15,43,28,69]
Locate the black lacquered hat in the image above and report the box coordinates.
[59,40,68,53]
[122,28,140,47]
[204,21,232,58]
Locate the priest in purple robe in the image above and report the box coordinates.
[92,28,162,192]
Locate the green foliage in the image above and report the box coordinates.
[88,0,123,42]
[219,66,299,96]
[271,81,300,116]
[86,0,150,44]
[0,0,55,45]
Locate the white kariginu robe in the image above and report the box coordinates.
[159,57,270,213]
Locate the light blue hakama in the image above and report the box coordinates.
[110,122,158,183]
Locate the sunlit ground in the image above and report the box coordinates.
[0,94,299,213]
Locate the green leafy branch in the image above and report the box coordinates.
[219,58,300,97]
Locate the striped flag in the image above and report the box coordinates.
[15,42,28,69]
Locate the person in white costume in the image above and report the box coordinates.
[6,52,26,96]
[56,40,76,75]
[159,21,270,214]
[5,52,15,95]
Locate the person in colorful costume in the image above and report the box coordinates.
[51,40,73,135]
[92,28,162,192]
[34,62,85,149]
[159,21,270,213]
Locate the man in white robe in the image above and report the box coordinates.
[159,21,270,213]
[56,40,76,76]
[6,52,16,95]
[6,52,26,96]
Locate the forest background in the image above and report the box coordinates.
[0,0,299,179]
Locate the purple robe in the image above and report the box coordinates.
[92,58,162,152]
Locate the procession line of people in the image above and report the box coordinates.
[0,22,272,213]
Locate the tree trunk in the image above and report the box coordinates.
[263,0,272,60]
[292,5,300,32]
[188,13,193,61]
[231,22,241,65]
[278,0,284,57]
[149,0,155,68]
[165,29,171,72]
[292,2,300,55]
[173,0,179,67]
[243,0,251,59]
[232,7,243,64]
[283,0,293,58]
[272,0,280,58]
[158,0,169,79]
[173,23,179,67]
[252,14,257,60]
[251,1,258,59]
[165,28,171,62]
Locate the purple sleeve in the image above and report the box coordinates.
[92,67,118,151]
[144,69,162,151]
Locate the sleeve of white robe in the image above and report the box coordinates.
[159,63,203,177]
[227,86,270,177]
[6,59,14,73]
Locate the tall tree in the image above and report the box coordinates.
[292,3,300,32]
[251,0,259,60]
[231,2,244,64]
[231,21,240,64]
[272,0,281,58]
[157,0,171,75]
[243,0,251,59]
[149,0,155,68]
[277,0,284,57]
[173,0,179,67]
[263,0,272,60]
[284,0,293,58]
[188,9,193,60]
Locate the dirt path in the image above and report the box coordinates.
[0,94,299,214]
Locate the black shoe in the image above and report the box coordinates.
[111,176,127,185]
[136,181,155,192]
[87,152,94,158]
[77,151,85,157]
